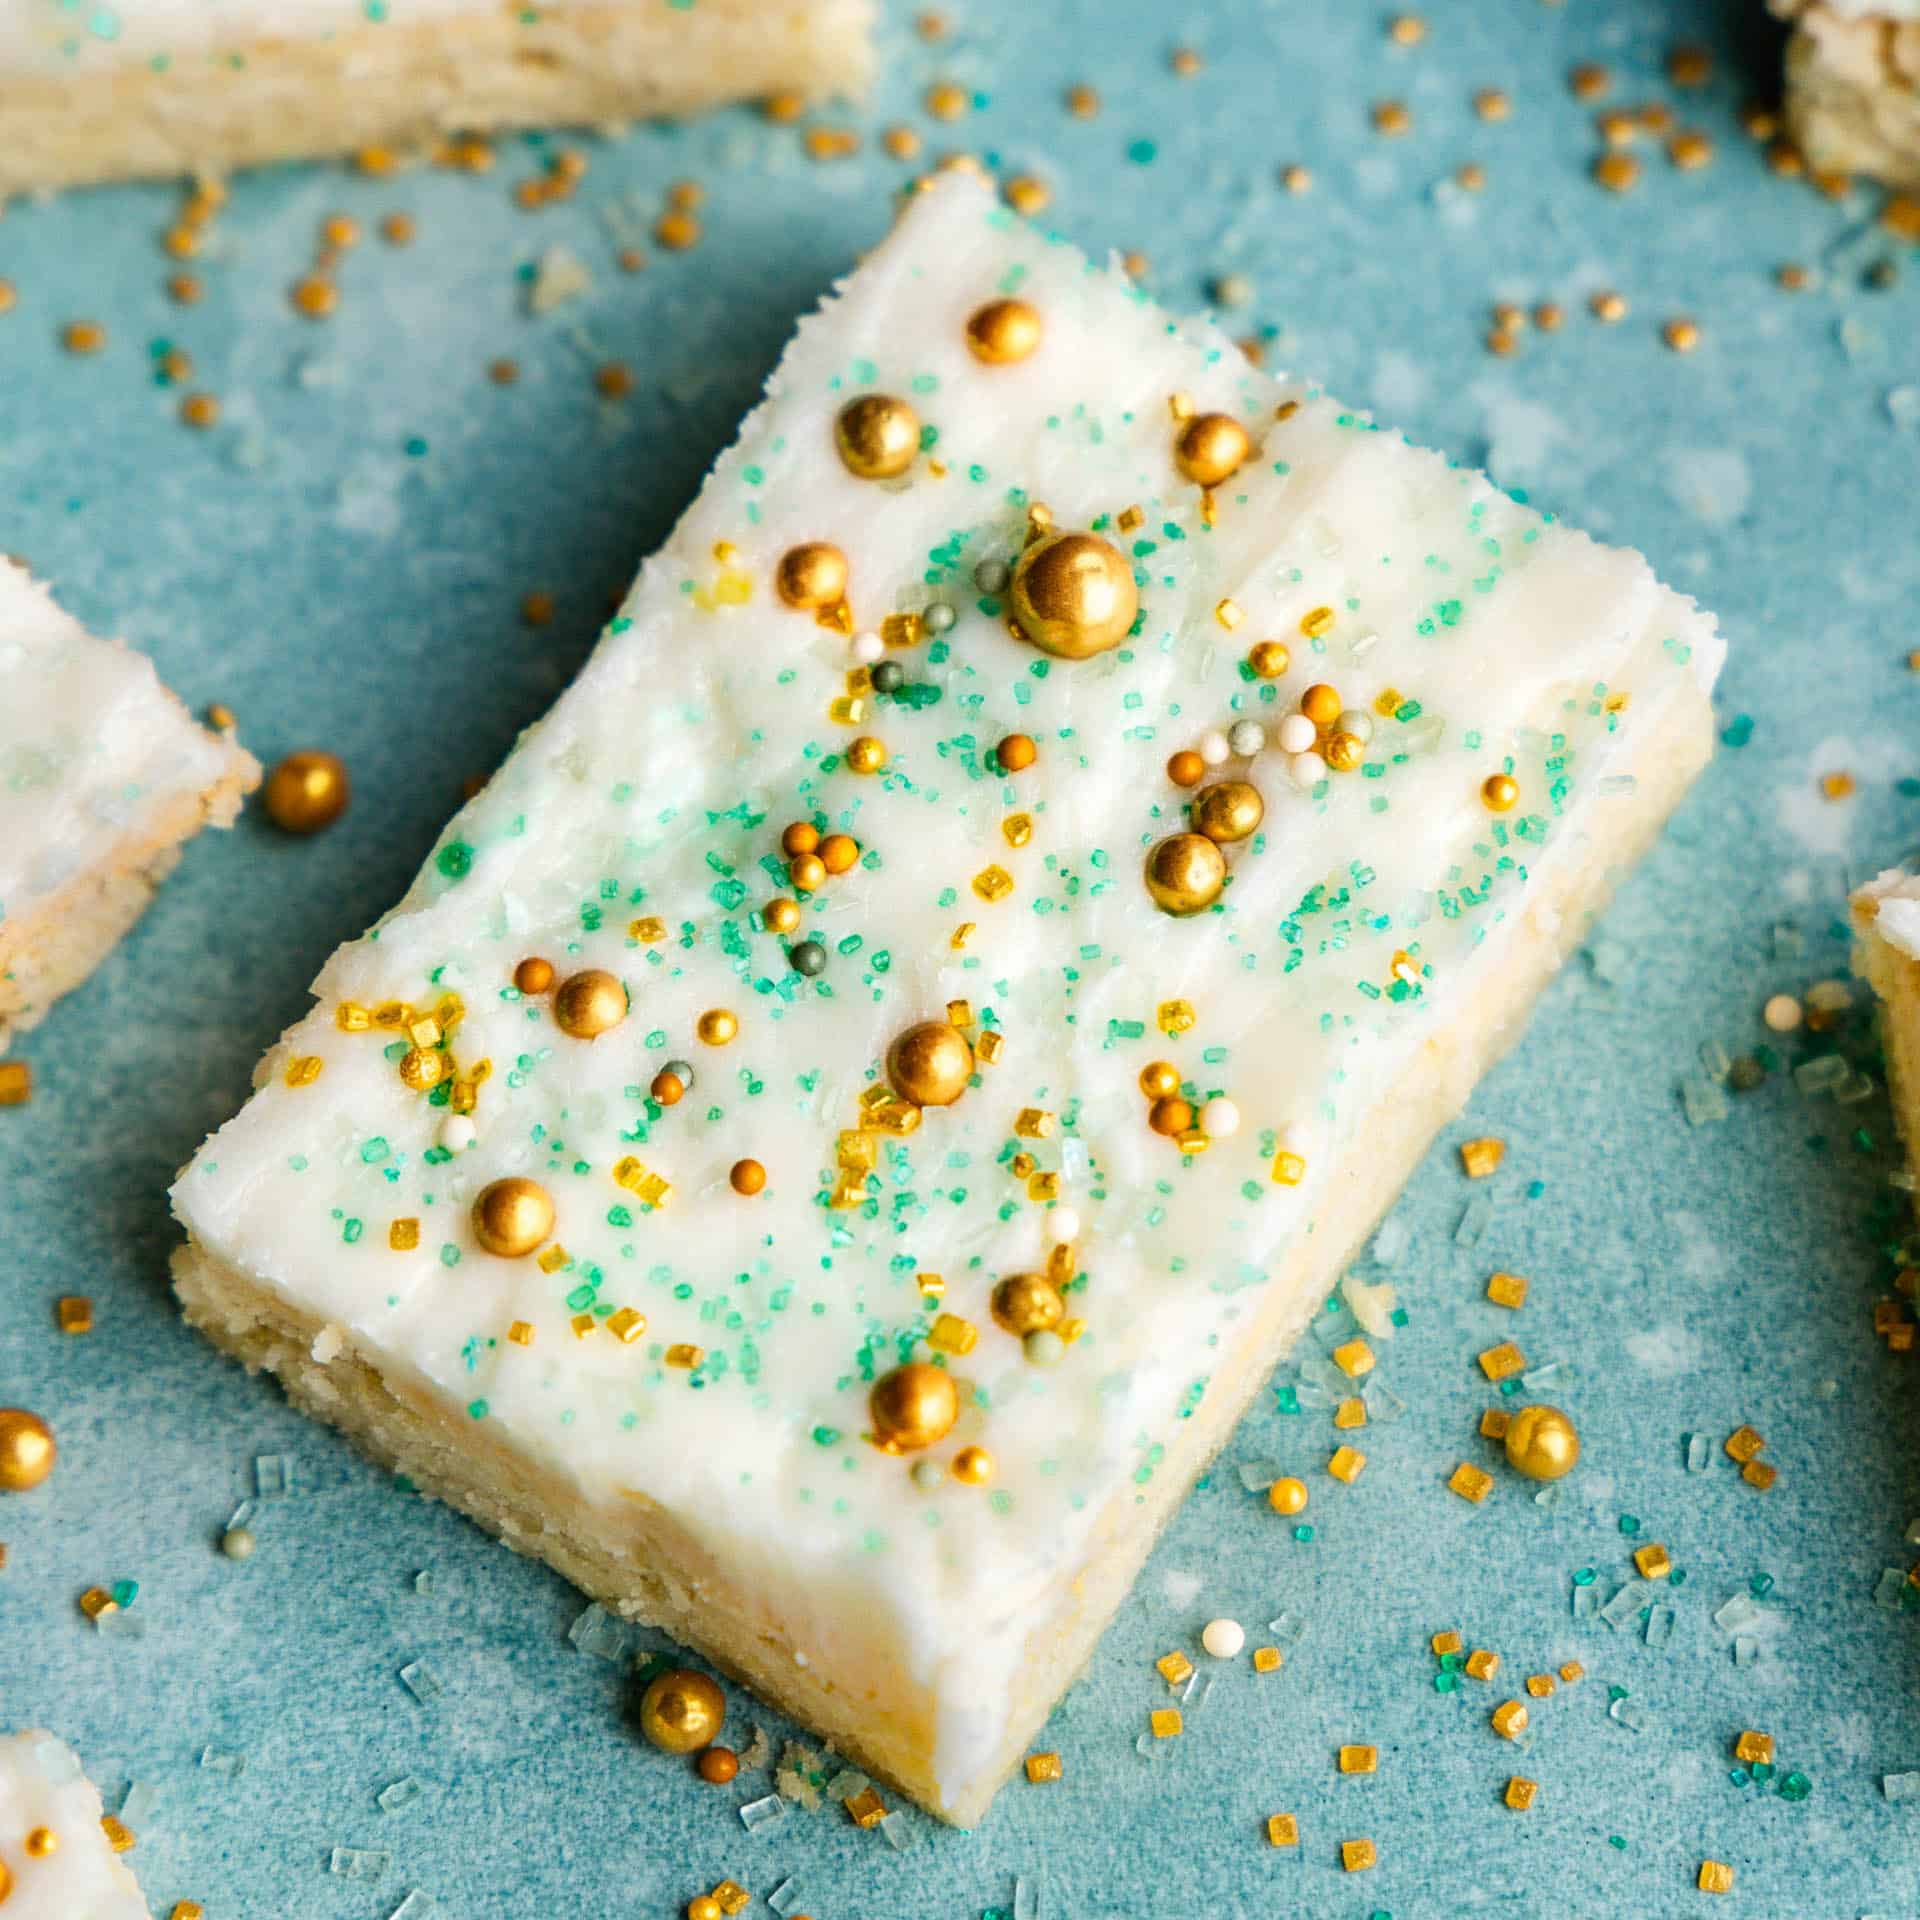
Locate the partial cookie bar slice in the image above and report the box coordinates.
[0,1731,151,1919]
[1772,0,1920,189]
[172,174,1726,1826]
[0,560,258,1055]
[1854,869,1920,1201]
[0,0,873,197]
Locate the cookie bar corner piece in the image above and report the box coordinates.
[0,1730,153,1918]
[0,0,877,197]
[0,560,259,1054]
[1854,869,1920,1199]
[1773,0,1920,189]
[171,172,1726,1829]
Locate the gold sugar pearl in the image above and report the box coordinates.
[1148,1095,1194,1136]
[1248,640,1289,678]
[263,750,350,834]
[1662,317,1701,353]
[964,297,1043,365]
[62,319,107,354]
[1173,412,1252,488]
[729,1158,767,1196]
[845,736,888,775]
[514,956,555,995]
[471,1178,555,1258]
[870,1361,960,1451]
[290,276,338,319]
[655,211,701,251]
[887,1020,973,1106]
[1268,1475,1308,1515]
[1481,772,1519,812]
[0,1409,57,1491]
[180,392,221,430]
[775,542,849,610]
[1325,731,1365,773]
[1010,530,1138,659]
[781,821,820,857]
[996,732,1037,773]
[1144,833,1226,915]
[553,969,627,1040]
[763,897,801,934]
[835,394,922,480]
[23,1828,55,1858]
[1139,1061,1181,1100]
[696,1008,739,1046]
[1191,781,1264,844]
[638,1667,725,1753]
[1504,1404,1580,1480]
[1300,683,1342,726]
[818,833,860,875]
[951,1445,994,1485]
[1167,749,1206,788]
[991,1271,1064,1336]
[1589,289,1627,323]
[789,852,828,891]
[650,1069,685,1106]
[398,1047,444,1091]
[1372,100,1411,135]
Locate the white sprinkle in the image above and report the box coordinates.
[1199,1098,1240,1139]
[1198,729,1231,766]
[1044,1206,1081,1245]
[1201,1617,1245,1659]
[851,631,884,665]
[1336,708,1374,743]
[438,1115,476,1153]
[1277,713,1317,755]
[1228,719,1265,756]
[1762,993,1802,1033]
[1288,750,1327,790]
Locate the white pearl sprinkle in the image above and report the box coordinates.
[911,1459,944,1491]
[1278,1119,1313,1153]
[1336,708,1375,743]
[1277,713,1317,755]
[1228,719,1266,756]
[438,1115,477,1153]
[1288,750,1327,790]
[851,631,884,664]
[1045,1206,1081,1245]
[1201,1617,1245,1659]
[1762,993,1803,1033]
[1200,1098,1241,1139]
[1197,729,1231,766]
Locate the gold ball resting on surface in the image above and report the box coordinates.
[1191,780,1264,844]
[263,750,350,834]
[1139,1060,1181,1100]
[1325,731,1365,774]
[1267,1474,1309,1516]
[398,1046,444,1091]
[638,1667,726,1753]
[471,1177,555,1258]
[1009,531,1139,659]
[1504,1404,1580,1480]
[869,1361,961,1451]
[991,1271,1065,1336]
[775,542,849,610]
[951,1445,995,1485]
[0,1409,56,1491]
[1174,411,1252,487]
[964,296,1043,364]
[696,1008,739,1046]
[1482,772,1520,813]
[513,956,555,995]
[834,394,922,479]
[886,1020,973,1107]
[552,968,627,1039]
[1144,832,1227,915]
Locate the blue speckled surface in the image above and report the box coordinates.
[4,2,1920,1915]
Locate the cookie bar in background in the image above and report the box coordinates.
[1773,0,1920,188]
[1854,869,1920,1205]
[172,173,1727,1824]
[0,1731,152,1920]
[0,0,873,198]
[0,560,258,1059]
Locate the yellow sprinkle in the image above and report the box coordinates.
[1334,1397,1367,1430]
[1331,1338,1375,1378]
[1155,1650,1194,1687]
[1215,598,1244,630]
[79,1586,118,1620]
[1733,1730,1774,1766]
[1266,1812,1299,1846]
[1253,1646,1283,1673]
[283,1055,324,1088]
[1448,1461,1494,1504]
[1633,1542,1673,1581]
[1459,1137,1505,1178]
[1742,1458,1777,1490]
[100,1817,136,1854]
[56,1296,93,1335]
[570,1314,596,1339]
[1024,1751,1062,1783]
[1270,1150,1307,1187]
[1328,1445,1367,1484]
[1300,604,1335,638]
[629,915,667,943]
[1485,1270,1529,1308]
[1525,1673,1556,1698]
[1149,1707,1183,1738]
[1338,1745,1377,1774]
[388,1218,421,1252]
[607,1307,647,1344]
[1724,1425,1765,1463]
[1464,1648,1499,1681]
[972,865,1015,902]
[1477,1341,1526,1381]
[975,1029,1005,1064]
[1558,1661,1585,1684]
[1341,1837,1377,1871]
[1479,1408,1511,1440]
[1491,1700,1529,1740]
[1002,811,1034,848]
[1504,1777,1537,1811]
[1156,998,1197,1036]
[1430,1630,1463,1657]
[507,1321,535,1346]
[1698,1861,1735,1895]
[664,1344,705,1369]
[927,1312,977,1356]
[536,1245,570,1274]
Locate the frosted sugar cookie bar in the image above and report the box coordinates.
[1854,870,1920,1200]
[0,1732,152,1919]
[1771,0,1920,188]
[172,172,1726,1824]
[1,561,257,1056]
[0,0,872,197]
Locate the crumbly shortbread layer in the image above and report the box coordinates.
[1854,870,1920,1208]
[0,1731,149,1920]
[174,174,1726,1822]
[0,562,258,1051]
[1772,0,1920,188]
[0,0,872,196]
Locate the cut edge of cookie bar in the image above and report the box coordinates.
[176,672,1715,1826]
[0,0,873,198]
[1853,871,1920,1209]
[1775,2,1920,190]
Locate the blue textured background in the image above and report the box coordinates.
[4,2,1920,1914]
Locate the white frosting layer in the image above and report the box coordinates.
[175,175,1725,1812]
[1860,868,1920,959]
[0,0,857,77]
[0,1732,148,1920]
[0,561,238,930]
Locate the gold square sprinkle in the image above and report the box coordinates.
[712,1880,751,1915]
[56,1296,93,1335]
[79,1586,118,1620]
[1024,1751,1062,1783]
[1331,1338,1374,1378]
[1558,1661,1585,1684]
[1149,1707,1183,1738]
[1525,1673,1555,1698]
[1633,1542,1672,1581]
[1431,1630,1463,1657]
[1253,1646,1283,1673]
[928,1312,977,1356]
[1734,1730,1774,1766]
[1014,1107,1057,1139]
[1448,1462,1494,1504]
[1266,1812,1298,1847]
[664,1343,704,1369]
[1486,1270,1529,1308]
[1156,998,1196,1035]
[975,1029,1004,1064]
[1698,1860,1734,1894]
[1724,1424,1765,1463]
[100,1817,136,1853]
[1334,1397,1368,1430]
[507,1321,535,1347]
[1340,1838,1376,1872]
[1491,1700,1529,1739]
[843,1786,887,1828]
[0,1062,32,1104]
[1504,1776,1537,1811]
[1338,1744,1377,1774]
[1459,1137,1505,1179]
[1742,1458,1777,1490]
[1328,1445,1367,1484]
[607,1307,647,1344]
[1479,1408,1511,1440]
[1477,1342,1526,1382]
[1464,1648,1499,1681]
[1156,1650,1194,1687]
[972,864,1015,902]
[389,1217,421,1251]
